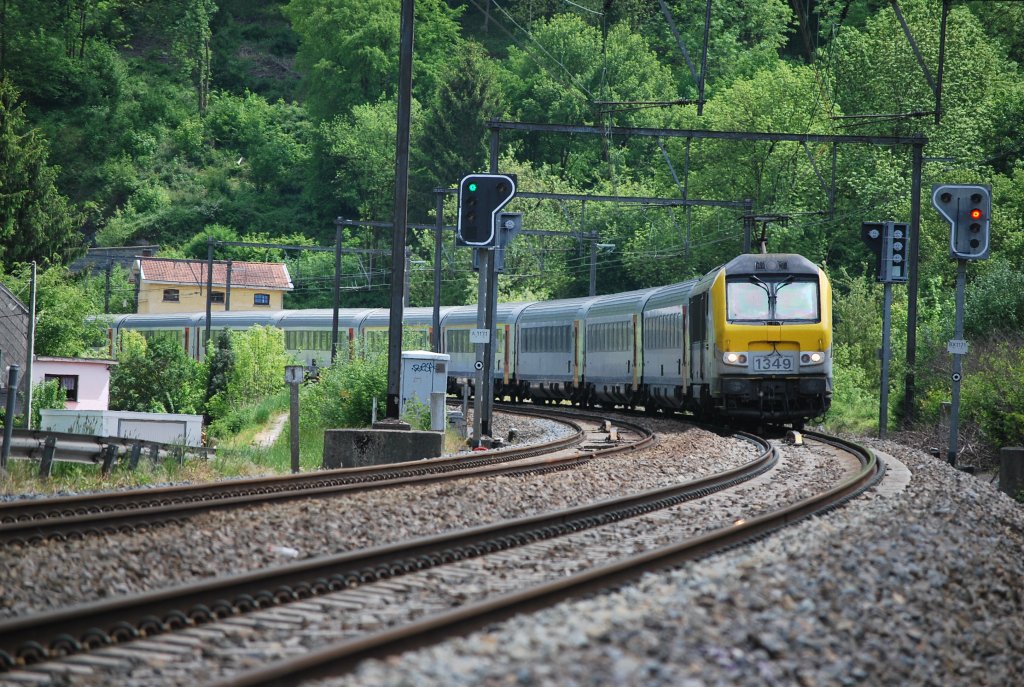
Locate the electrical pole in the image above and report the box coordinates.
[433,190,444,352]
[383,0,414,424]
[24,262,36,429]
[589,237,597,297]
[225,260,232,311]
[205,240,214,351]
[742,199,754,253]
[403,246,412,308]
[332,221,342,365]
[104,258,112,314]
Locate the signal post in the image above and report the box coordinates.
[932,184,992,467]
[456,173,517,446]
[861,220,910,438]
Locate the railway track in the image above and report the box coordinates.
[213,430,882,687]
[0,407,650,546]
[0,417,883,686]
[0,421,749,672]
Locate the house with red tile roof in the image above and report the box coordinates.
[133,258,293,314]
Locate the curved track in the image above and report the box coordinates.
[0,408,651,546]
[0,424,758,671]
[213,431,882,687]
[0,419,883,686]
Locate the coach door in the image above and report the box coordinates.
[689,292,708,385]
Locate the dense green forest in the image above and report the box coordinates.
[1,0,1023,450]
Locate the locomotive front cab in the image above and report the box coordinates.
[713,254,833,423]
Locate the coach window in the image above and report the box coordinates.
[163,289,179,302]
[44,374,79,402]
[254,293,270,306]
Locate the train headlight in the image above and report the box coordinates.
[800,352,825,365]
[723,352,748,366]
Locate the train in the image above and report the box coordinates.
[103,252,833,426]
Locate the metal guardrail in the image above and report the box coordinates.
[3,428,213,478]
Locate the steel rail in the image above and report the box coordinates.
[0,428,763,670]
[209,433,882,687]
[0,406,587,524]
[0,410,620,545]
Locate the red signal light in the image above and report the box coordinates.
[970,208,983,220]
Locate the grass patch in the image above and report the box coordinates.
[1,373,460,494]
[218,418,326,473]
[208,390,291,441]
[0,451,241,497]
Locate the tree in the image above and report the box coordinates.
[203,91,313,195]
[411,43,504,220]
[109,332,204,414]
[500,15,680,181]
[174,0,218,114]
[283,0,463,119]
[0,264,106,357]
[0,78,81,269]
[202,329,234,422]
[314,99,422,222]
[830,0,1021,164]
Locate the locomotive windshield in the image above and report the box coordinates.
[726,276,819,322]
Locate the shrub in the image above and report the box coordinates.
[823,343,880,434]
[110,331,203,413]
[227,325,290,403]
[31,380,66,428]
[304,347,387,429]
[957,336,1024,448]
[965,259,1024,337]
[401,398,432,431]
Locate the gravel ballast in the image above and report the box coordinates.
[4,419,1022,687]
[0,417,755,620]
[316,438,1024,686]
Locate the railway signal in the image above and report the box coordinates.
[886,223,909,282]
[455,173,517,446]
[931,183,992,469]
[931,184,991,260]
[860,221,909,283]
[860,220,911,438]
[456,174,517,247]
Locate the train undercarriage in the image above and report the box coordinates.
[450,373,829,428]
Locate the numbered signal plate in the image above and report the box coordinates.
[748,351,796,373]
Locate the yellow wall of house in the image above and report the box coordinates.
[136,282,285,314]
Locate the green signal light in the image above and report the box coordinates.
[468,183,478,192]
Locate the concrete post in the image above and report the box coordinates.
[430,391,445,432]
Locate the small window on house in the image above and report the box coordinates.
[163,289,180,302]
[254,293,270,306]
[211,292,225,304]
[44,374,79,402]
